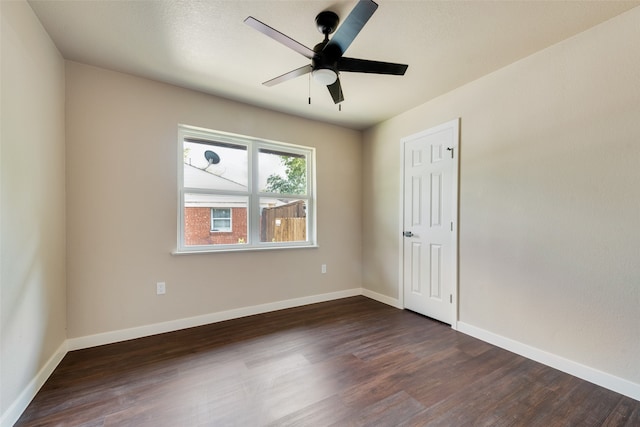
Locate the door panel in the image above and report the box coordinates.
[430,244,442,299]
[430,173,442,227]
[411,242,422,293]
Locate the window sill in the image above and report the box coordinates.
[172,244,319,255]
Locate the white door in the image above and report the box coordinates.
[402,119,459,325]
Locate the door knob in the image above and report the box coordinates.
[403,231,414,237]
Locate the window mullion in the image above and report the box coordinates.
[249,143,260,245]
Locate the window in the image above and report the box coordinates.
[177,125,316,252]
[210,208,231,232]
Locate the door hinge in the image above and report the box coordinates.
[450,221,453,231]
[450,294,453,303]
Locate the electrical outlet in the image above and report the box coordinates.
[321,264,327,274]
[156,282,166,295]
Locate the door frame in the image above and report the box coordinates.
[398,118,460,329]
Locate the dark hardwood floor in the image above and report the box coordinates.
[16,296,639,426]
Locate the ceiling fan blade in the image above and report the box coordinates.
[263,65,313,87]
[325,0,378,56]
[244,16,315,59]
[338,57,408,75]
[327,78,344,104]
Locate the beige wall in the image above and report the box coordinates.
[65,62,362,338]
[363,7,640,384]
[0,0,66,418]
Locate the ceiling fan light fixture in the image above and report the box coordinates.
[312,68,337,85]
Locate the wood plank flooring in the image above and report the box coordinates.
[16,296,640,426]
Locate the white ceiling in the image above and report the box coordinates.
[29,0,639,130]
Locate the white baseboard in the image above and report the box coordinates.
[68,288,362,351]
[457,321,640,402]
[0,340,68,427]
[361,288,402,309]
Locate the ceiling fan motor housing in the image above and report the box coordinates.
[312,42,339,73]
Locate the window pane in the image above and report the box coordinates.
[184,194,247,245]
[212,208,231,219]
[184,139,248,190]
[259,198,307,243]
[212,219,231,231]
[259,149,307,195]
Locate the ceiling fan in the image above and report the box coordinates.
[244,0,408,104]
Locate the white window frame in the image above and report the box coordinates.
[210,208,232,232]
[176,124,317,253]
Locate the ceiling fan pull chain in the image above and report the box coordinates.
[308,73,312,105]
